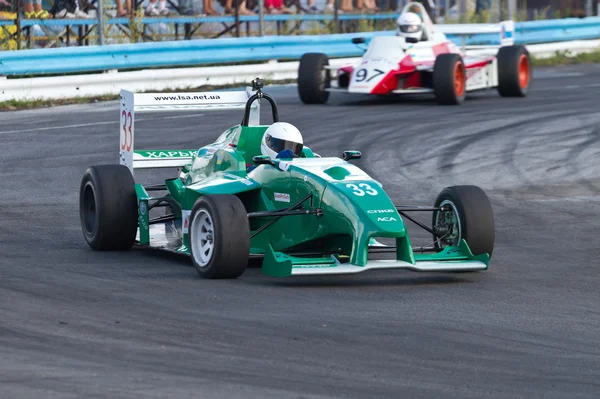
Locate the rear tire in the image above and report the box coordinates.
[432,185,495,258]
[497,45,532,97]
[433,53,466,105]
[79,165,138,250]
[189,195,250,279]
[298,53,331,104]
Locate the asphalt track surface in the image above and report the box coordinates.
[1,64,600,398]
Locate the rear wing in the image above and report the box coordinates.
[119,88,259,176]
[437,20,515,50]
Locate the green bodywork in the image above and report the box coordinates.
[135,124,489,277]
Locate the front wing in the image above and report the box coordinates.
[291,259,486,275]
[261,240,490,277]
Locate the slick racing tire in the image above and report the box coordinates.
[298,53,331,104]
[79,165,138,250]
[433,53,467,105]
[189,195,250,279]
[497,45,531,97]
[432,185,495,258]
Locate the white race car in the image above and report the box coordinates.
[297,2,532,105]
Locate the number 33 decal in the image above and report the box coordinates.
[346,183,378,196]
[121,110,133,151]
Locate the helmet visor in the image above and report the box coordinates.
[399,24,422,33]
[265,135,304,157]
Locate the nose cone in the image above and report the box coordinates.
[348,64,392,94]
[321,181,406,266]
[364,208,405,232]
[322,181,406,237]
[348,60,397,94]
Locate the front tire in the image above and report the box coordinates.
[497,45,532,97]
[189,195,250,279]
[433,53,467,105]
[298,53,331,104]
[432,185,495,258]
[79,165,138,250]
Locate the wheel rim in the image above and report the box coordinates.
[453,62,465,97]
[191,209,215,267]
[434,200,462,248]
[518,54,530,89]
[82,182,97,235]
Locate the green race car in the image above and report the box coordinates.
[79,79,495,279]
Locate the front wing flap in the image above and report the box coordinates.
[261,240,490,277]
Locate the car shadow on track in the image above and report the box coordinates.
[327,91,495,107]
[131,247,479,288]
[240,268,478,289]
[135,246,193,265]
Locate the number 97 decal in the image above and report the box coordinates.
[354,68,385,83]
[346,183,378,196]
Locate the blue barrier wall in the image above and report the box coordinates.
[1,16,599,76]
[515,17,600,44]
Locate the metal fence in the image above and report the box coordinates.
[1,0,598,49]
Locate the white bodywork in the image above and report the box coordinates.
[291,259,487,275]
[330,2,512,95]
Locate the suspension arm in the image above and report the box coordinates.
[248,209,323,218]
[395,205,441,212]
[250,193,316,239]
[399,211,445,239]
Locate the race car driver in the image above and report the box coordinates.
[261,122,304,159]
[396,12,427,42]
[247,122,304,172]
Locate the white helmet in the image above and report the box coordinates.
[261,122,304,159]
[396,12,423,41]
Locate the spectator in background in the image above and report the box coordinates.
[51,0,91,17]
[0,0,11,19]
[311,0,338,12]
[223,0,255,14]
[116,0,132,16]
[307,0,374,12]
[364,0,378,11]
[179,0,203,15]
[305,0,318,12]
[146,0,170,15]
[23,0,49,18]
[203,0,219,15]
[265,0,293,13]
[353,0,378,11]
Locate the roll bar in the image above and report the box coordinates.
[241,78,279,126]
